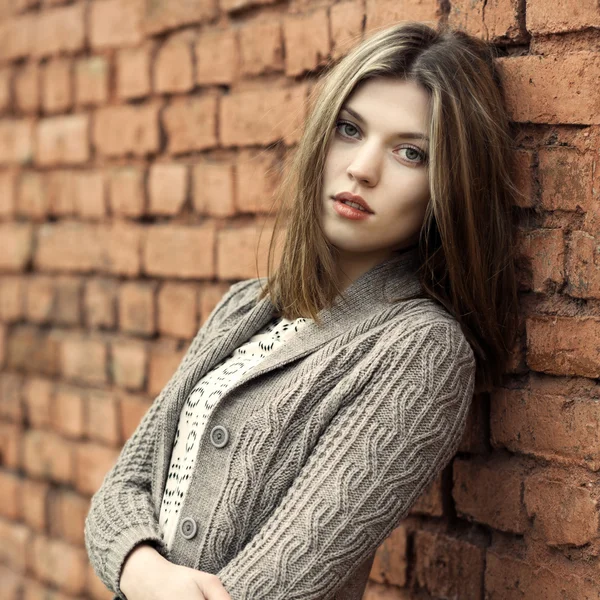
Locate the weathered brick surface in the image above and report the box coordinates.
[1,2,599,598]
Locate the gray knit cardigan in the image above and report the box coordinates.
[84,246,477,600]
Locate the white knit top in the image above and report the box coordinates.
[158,314,312,549]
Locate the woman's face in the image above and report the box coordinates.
[321,77,431,267]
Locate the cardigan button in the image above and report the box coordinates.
[210,425,229,448]
[180,517,197,540]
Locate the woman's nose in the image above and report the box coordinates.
[346,146,381,186]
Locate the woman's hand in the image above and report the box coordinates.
[120,543,232,600]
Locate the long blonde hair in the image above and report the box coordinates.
[256,21,523,394]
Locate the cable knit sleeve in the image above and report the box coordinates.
[84,279,255,600]
[216,319,477,600]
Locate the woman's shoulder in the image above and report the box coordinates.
[383,297,475,360]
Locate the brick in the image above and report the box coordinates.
[566,231,600,299]
[195,29,237,85]
[220,85,307,146]
[116,44,153,100]
[148,339,187,397]
[154,32,195,94]
[163,95,218,155]
[52,276,82,326]
[516,228,564,293]
[0,169,16,217]
[0,518,29,571]
[34,3,85,57]
[60,335,108,385]
[0,67,12,114]
[365,0,439,34]
[235,149,280,213]
[239,19,283,76]
[523,471,599,546]
[75,170,107,219]
[104,221,143,276]
[86,390,120,446]
[46,170,77,217]
[0,470,21,520]
[26,275,82,325]
[148,162,188,215]
[25,276,54,324]
[22,429,73,484]
[491,387,600,470]
[409,473,444,517]
[0,422,21,469]
[527,0,600,35]
[538,146,594,211]
[414,530,484,600]
[36,114,90,166]
[513,149,535,208]
[22,377,53,430]
[330,1,364,60]
[283,10,330,77]
[0,118,34,164]
[90,0,144,49]
[217,222,272,279]
[0,372,25,422]
[158,282,198,338]
[31,535,87,595]
[41,57,73,114]
[75,56,109,106]
[192,162,235,217]
[0,223,33,271]
[453,457,528,533]
[0,13,36,61]
[118,281,156,336]
[8,327,62,378]
[111,341,147,392]
[73,441,119,495]
[0,564,23,600]
[485,550,599,599]
[143,0,218,35]
[21,478,50,531]
[94,103,161,157]
[449,0,525,43]
[496,53,600,125]
[85,278,118,330]
[143,223,216,279]
[0,275,26,322]
[46,169,106,219]
[51,386,85,439]
[119,393,151,441]
[14,62,40,114]
[526,315,600,377]
[369,526,407,586]
[108,166,146,217]
[34,222,103,272]
[48,489,88,546]
[17,171,48,220]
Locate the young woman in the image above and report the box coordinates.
[85,20,521,600]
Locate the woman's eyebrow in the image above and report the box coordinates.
[340,105,429,142]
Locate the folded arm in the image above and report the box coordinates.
[216,320,477,600]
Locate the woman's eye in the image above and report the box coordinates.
[335,120,427,165]
[335,120,360,138]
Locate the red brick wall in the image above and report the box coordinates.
[0,1,598,599]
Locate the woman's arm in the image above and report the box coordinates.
[215,319,477,600]
[84,280,256,600]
